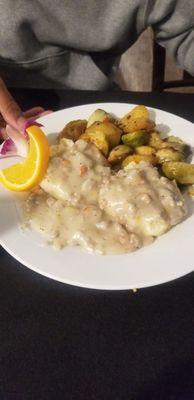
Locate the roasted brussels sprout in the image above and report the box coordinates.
[116,105,153,133]
[108,145,133,164]
[130,105,150,119]
[85,121,122,149]
[122,154,156,167]
[187,185,194,196]
[165,136,190,157]
[120,106,154,134]
[136,145,155,156]
[162,162,194,184]
[80,131,109,156]
[121,105,149,124]
[148,132,168,149]
[58,119,87,141]
[120,116,155,134]
[122,130,149,147]
[87,109,109,127]
[156,148,184,164]
[167,136,185,145]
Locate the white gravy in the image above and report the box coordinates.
[25,138,187,254]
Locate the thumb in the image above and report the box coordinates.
[0,78,25,132]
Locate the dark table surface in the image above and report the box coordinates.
[0,90,194,400]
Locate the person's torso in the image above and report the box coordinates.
[0,0,145,89]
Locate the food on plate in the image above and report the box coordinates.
[26,190,141,254]
[80,130,109,156]
[162,162,194,185]
[83,121,122,149]
[128,105,149,119]
[0,125,49,191]
[166,135,190,156]
[121,115,155,134]
[148,132,167,149]
[40,138,110,205]
[187,185,194,196]
[58,119,87,141]
[21,104,193,255]
[121,130,149,147]
[25,139,186,254]
[135,146,156,156]
[87,108,110,127]
[148,134,190,159]
[122,154,156,167]
[108,145,133,164]
[0,124,28,159]
[26,139,141,254]
[156,148,184,163]
[120,105,155,134]
[99,162,186,238]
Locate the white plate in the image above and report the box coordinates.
[0,103,194,290]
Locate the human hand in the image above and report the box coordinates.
[0,78,51,141]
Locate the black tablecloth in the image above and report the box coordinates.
[1,90,194,400]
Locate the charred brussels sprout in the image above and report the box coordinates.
[162,162,194,184]
[80,131,109,156]
[156,148,184,164]
[165,136,190,158]
[85,121,122,149]
[136,146,155,156]
[87,109,110,127]
[148,132,167,149]
[122,154,156,167]
[122,130,149,148]
[120,105,155,133]
[108,145,133,164]
[58,120,87,141]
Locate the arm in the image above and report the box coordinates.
[144,0,194,75]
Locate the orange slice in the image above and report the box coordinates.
[0,125,50,191]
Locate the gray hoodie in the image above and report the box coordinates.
[0,0,193,89]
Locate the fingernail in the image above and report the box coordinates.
[16,116,26,132]
[38,110,53,117]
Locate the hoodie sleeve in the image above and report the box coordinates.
[144,0,194,75]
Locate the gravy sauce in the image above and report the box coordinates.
[25,139,187,254]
